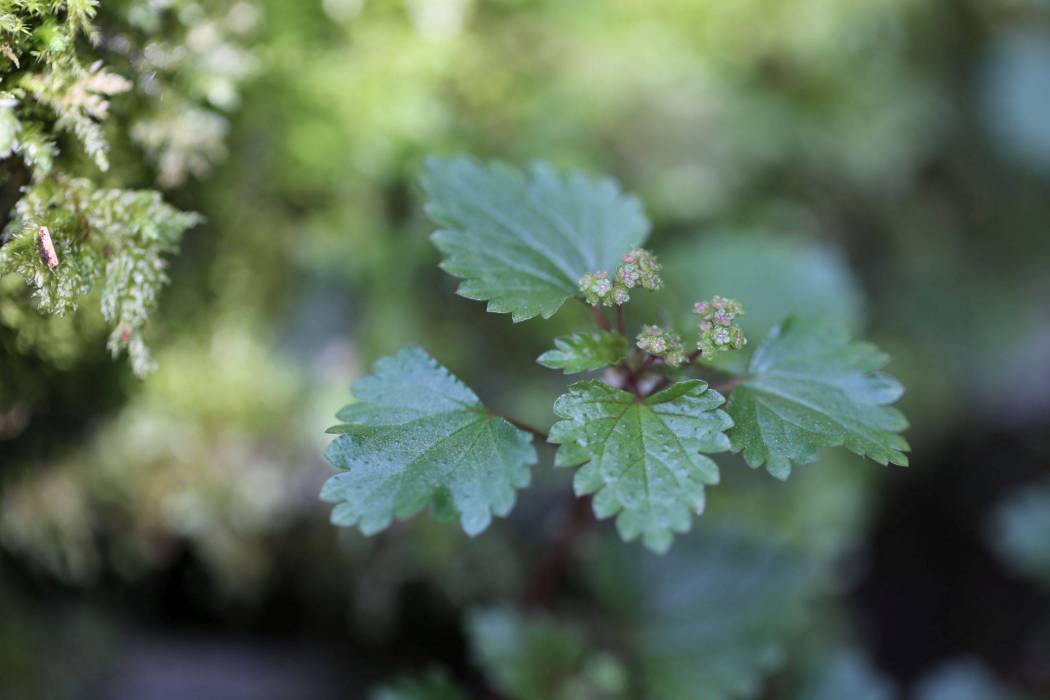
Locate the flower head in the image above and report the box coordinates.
[694,295,747,360]
[616,248,663,291]
[636,325,687,367]
[579,270,630,307]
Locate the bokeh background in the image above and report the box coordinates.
[2,0,1050,698]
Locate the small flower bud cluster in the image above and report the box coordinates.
[636,325,687,367]
[579,271,627,306]
[616,248,663,291]
[578,248,663,307]
[694,296,747,360]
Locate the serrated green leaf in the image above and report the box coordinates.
[549,380,732,552]
[420,156,649,322]
[321,347,537,537]
[638,526,812,700]
[726,317,909,479]
[467,607,627,700]
[538,331,628,374]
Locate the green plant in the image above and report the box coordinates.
[322,155,910,555]
[0,0,254,376]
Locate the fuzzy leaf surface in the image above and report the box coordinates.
[550,380,732,552]
[322,348,536,536]
[420,156,649,322]
[537,331,629,374]
[727,317,909,479]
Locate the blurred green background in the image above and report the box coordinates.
[2,0,1050,698]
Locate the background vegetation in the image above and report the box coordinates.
[2,0,1049,698]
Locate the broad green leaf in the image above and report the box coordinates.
[988,479,1050,589]
[549,380,732,552]
[467,607,627,700]
[638,526,813,700]
[321,347,537,536]
[420,156,649,322]
[726,317,909,480]
[371,668,468,700]
[537,331,628,374]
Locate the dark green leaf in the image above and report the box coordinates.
[322,348,537,536]
[537,331,629,374]
[549,380,732,552]
[726,317,909,479]
[421,156,649,322]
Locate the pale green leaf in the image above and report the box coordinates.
[549,380,732,552]
[726,317,909,479]
[638,527,812,700]
[322,347,537,537]
[420,156,649,322]
[537,331,628,374]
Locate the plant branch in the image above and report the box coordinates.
[712,376,745,394]
[615,304,625,336]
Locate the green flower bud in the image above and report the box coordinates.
[636,325,686,367]
[694,295,747,360]
[616,248,663,291]
[579,271,630,306]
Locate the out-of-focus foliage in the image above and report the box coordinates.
[467,607,626,700]
[794,651,895,700]
[988,478,1050,589]
[915,659,1029,700]
[0,0,255,375]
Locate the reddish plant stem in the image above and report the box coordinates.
[615,304,626,336]
[712,376,745,394]
[520,493,593,608]
[588,302,611,332]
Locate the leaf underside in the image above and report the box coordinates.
[420,156,649,322]
[537,330,629,374]
[322,347,537,536]
[550,380,732,552]
[727,317,910,479]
